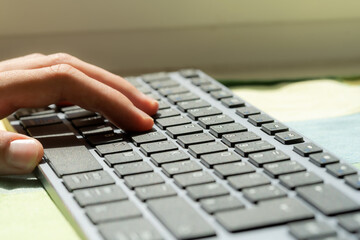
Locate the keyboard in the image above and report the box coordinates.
[9,70,360,240]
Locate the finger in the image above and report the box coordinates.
[0,130,43,175]
[0,53,45,72]
[0,64,154,131]
[0,53,158,116]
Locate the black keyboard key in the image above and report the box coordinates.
[131,131,167,146]
[99,218,162,240]
[154,108,181,119]
[210,90,233,100]
[156,115,191,129]
[140,141,178,156]
[214,162,255,179]
[174,171,215,188]
[124,172,164,189]
[177,99,211,112]
[198,114,234,129]
[296,184,360,215]
[279,172,323,190]
[309,152,340,167]
[187,106,222,120]
[275,131,304,145]
[87,132,124,146]
[201,151,241,168]
[15,108,55,119]
[135,183,177,201]
[344,174,360,190]
[95,141,132,156]
[248,150,290,167]
[215,198,314,232]
[65,109,96,119]
[61,105,82,112]
[187,182,229,200]
[264,160,306,178]
[222,131,261,147]
[177,133,214,148]
[20,113,62,128]
[151,150,190,166]
[234,140,275,157]
[289,220,337,240]
[27,123,73,137]
[79,124,113,137]
[73,185,127,207]
[248,114,274,126]
[209,123,247,138]
[158,86,189,96]
[228,172,271,190]
[200,83,222,92]
[326,163,357,178]
[72,115,104,128]
[162,160,202,177]
[221,97,245,108]
[337,212,360,233]
[44,146,102,177]
[261,122,289,135]
[188,142,227,158]
[243,185,287,203]
[114,162,153,177]
[63,170,115,191]
[149,79,179,89]
[166,124,203,139]
[236,106,260,118]
[37,134,82,149]
[167,92,200,104]
[200,195,244,214]
[148,197,216,239]
[293,142,322,157]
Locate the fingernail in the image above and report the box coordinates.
[7,139,39,170]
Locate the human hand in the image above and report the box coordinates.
[0,53,158,175]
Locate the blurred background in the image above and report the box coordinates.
[1,0,360,80]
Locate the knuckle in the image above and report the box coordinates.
[48,63,75,77]
[52,52,72,64]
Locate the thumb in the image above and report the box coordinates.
[0,130,44,175]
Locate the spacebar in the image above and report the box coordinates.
[148,196,216,240]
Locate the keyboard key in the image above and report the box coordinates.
[154,108,181,119]
[198,114,234,129]
[187,182,229,200]
[296,184,360,215]
[142,72,170,82]
[146,93,161,101]
[148,197,216,239]
[177,99,211,112]
[190,76,211,85]
[215,198,314,232]
[210,90,233,99]
[261,122,289,135]
[289,220,337,240]
[135,183,177,201]
[214,162,255,179]
[44,146,102,176]
[177,133,214,148]
[20,113,62,128]
[131,131,167,146]
[248,114,274,126]
[293,142,322,157]
[187,106,222,120]
[15,108,55,119]
[243,185,287,203]
[174,171,215,188]
[275,131,304,145]
[200,151,241,168]
[61,105,82,112]
[236,106,260,118]
[65,109,96,119]
[344,174,360,190]
[167,92,200,104]
[180,69,199,78]
[166,124,203,139]
[151,150,190,166]
[248,150,290,167]
[309,152,340,167]
[200,195,244,214]
[73,185,127,207]
[149,79,179,89]
[200,83,222,92]
[222,131,261,147]
[234,140,275,157]
[162,160,202,177]
[158,86,189,96]
[326,163,357,178]
[79,124,113,137]
[87,132,124,146]
[72,115,104,128]
[264,160,306,178]
[228,172,271,190]
[99,218,162,240]
[156,115,191,129]
[63,170,115,191]
[188,142,227,158]
[158,101,171,110]
[337,212,360,233]
[221,97,245,108]
[209,122,247,138]
[104,151,142,166]
[279,172,323,190]
[140,141,178,156]
[28,123,73,137]
[136,85,152,94]
[37,134,82,149]
[124,172,164,189]
[114,162,153,177]
[95,141,132,156]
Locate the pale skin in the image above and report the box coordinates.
[0,53,158,175]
